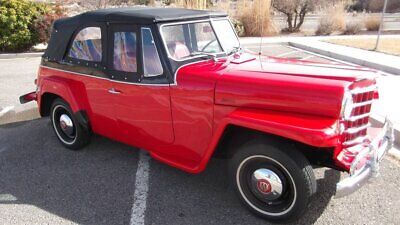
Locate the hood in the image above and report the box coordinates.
[214,53,378,118]
[229,53,378,82]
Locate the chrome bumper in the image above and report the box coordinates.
[335,119,394,198]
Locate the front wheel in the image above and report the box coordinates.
[229,140,316,222]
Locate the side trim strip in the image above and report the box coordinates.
[40,65,170,87]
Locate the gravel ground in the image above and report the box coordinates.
[1,119,399,225]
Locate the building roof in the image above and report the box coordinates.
[54,7,227,28]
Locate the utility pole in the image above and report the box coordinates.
[374,0,388,51]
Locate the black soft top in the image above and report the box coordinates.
[44,7,227,62]
[55,7,227,25]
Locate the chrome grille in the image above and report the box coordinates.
[342,85,376,146]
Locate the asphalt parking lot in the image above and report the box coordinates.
[1,119,400,225]
[1,43,400,225]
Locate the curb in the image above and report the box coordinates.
[288,41,400,75]
[0,104,40,125]
[0,52,43,59]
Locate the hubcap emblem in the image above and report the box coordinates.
[60,121,67,130]
[257,179,272,194]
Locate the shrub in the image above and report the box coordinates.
[365,16,381,31]
[231,18,245,37]
[344,20,363,34]
[236,0,277,36]
[316,3,346,35]
[272,0,316,33]
[0,0,44,52]
[32,5,66,43]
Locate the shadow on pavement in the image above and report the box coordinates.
[0,119,139,225]
[0,118,341,225]
[146,156,341,225]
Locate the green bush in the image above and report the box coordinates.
[32,5,66,43]
[0,0,49,52]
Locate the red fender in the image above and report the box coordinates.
[189,106,339,173]
[38,76,89,114]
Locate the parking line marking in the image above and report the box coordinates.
[276,51,297,57]
[0,106,14,117]
[301,55,315,60]
[130,150,151,225]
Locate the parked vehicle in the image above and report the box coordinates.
[20,7,394,222]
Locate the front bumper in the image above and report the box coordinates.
[335,118,394,198]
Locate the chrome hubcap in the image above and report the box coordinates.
[251,168,283,201]
[59,114,74,137]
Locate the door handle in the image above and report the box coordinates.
[108,88,121,94]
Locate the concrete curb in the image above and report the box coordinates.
[0,104,40,125]
[288,41,400,75]
[0,52,43,59]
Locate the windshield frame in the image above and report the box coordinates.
[210,17,241,53]
[159,18,240,62]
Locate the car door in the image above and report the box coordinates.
[107,24,174,149]
[64,25,119,141]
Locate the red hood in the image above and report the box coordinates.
[228,53,378,82]
[213,53,378,118]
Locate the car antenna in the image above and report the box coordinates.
[258,0,264,70]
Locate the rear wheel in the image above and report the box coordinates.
[229,140,316,222]
[50,98,90,150]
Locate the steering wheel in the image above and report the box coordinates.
[201,39,218,52]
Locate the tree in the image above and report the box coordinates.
[272,0,317,32]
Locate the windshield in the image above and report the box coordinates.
[212,19,240,53]
[161,19,239,60]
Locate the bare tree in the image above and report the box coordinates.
[272,0,317,32]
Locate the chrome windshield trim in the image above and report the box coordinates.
[159,18,238,62]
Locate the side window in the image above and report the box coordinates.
[68,27,102,62]
[113,32,137,73]
[162,25,190,59]
[141,27,163,77]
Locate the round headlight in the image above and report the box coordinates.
[341,92,353,120]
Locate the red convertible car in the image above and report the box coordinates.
[21,7,394,222]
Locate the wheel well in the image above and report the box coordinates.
[212,125,338,169]
[40,93,61,117]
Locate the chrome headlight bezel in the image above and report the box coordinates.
[341,92,353,120]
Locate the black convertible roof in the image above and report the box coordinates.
[44,7,227,61]
[54,7,227,27]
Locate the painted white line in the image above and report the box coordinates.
[301,55,315,60]
[288,45,395,76]
[130,150,151,225]
[0,106,14,117]
[276,50,297,57]
[287,45,357,66]
[243,44,286,48]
